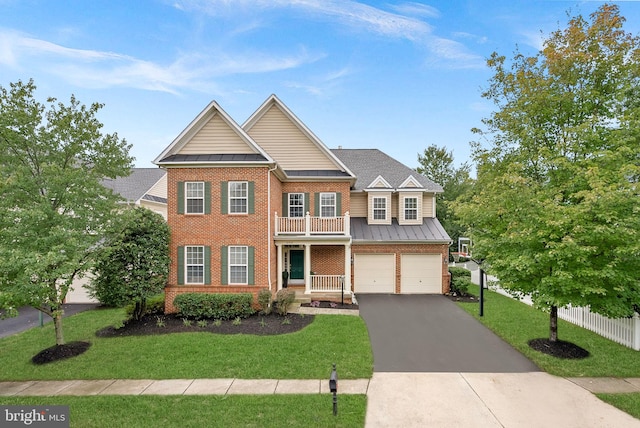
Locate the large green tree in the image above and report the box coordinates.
[417,145,473,255]
[0,80,133,345]
[458,5,640,342]
[90,207,170,321]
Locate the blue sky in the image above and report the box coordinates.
[1,1,639,171]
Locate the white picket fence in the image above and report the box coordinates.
[464,265,640,351]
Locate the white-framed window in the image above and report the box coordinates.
[320,193,336,217]
[404,197,418,220]
[373,197,387,220]
[185,182,204,214]
[289,193,305,217]
[229,246,248,284]
[185,246,204,284]
[229,181,248,214]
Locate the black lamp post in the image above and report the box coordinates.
[329,363,338,416]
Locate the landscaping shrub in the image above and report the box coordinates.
[125,294,165,318]
[274,288,296,316]
[173,293,254,320]
[449,267,472,295]
[257,288,273,315]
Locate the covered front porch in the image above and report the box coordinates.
[275,238,352,297]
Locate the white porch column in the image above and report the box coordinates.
[276,243,283,291]
[304,243,311,294]
[344,242,352,293]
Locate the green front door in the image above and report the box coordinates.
[290,250,304,280]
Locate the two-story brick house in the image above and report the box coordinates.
[154,95,451,312]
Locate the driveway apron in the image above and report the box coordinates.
[357,294,539,372]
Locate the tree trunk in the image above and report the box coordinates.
[53,312,65,345]
[549,305,558,342]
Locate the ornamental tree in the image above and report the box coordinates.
[457,5,640,342]
[90,207,170,320]
[0,80,133,345]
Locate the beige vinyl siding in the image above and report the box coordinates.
[391,195,399,220]
[422,194,434,218]
[146,173,167,200]
[350,192,368,217]
[179,113,256,155]
[247,105,338,170]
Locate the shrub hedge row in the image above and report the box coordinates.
[173,293,255,320]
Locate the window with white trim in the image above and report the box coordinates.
[320,193,336,217]
[185,182,204,214]
[373,197,387,220]
[229,181,248,214]
[289,193,304,217]
[185,246,204,284]
[229,246,248,284]
[404,197,418,220]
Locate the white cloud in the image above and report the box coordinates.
[175,0,483,67]
[0,29,321,94]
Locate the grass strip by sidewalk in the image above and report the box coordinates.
[457,285,640,378]
[0,395,367,428]
[597,393,640,420]
[0,308,373,381]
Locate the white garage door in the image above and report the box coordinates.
[65,275,98,304]
[401,254,442,294]
[354,254,395,293]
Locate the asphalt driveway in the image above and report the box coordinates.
[357,294,539,372]
[0,304,99,339]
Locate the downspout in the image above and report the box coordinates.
[267,164,278,291]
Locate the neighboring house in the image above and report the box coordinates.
[154,95,451,312]
[64,168,168,303]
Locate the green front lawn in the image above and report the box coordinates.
[0,308,373,380]
[0,395,367,428]
[597,393,640,420]
[457,285,640,378]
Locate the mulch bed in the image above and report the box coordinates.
[95,312,315,338]
[528,338,590,359]
[300,301,358,310]
[445,293,478,303]
[32,341,92,365]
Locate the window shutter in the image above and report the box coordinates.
[304,193,310,214]
[221,246,228,285]
[221,182,228,214]
[314,193,320,216]
[177,182,185,214]
[204,246,211,285]
[248,246,255,285]
[204,182,211,214]
[282,193,288,216]
[336,192,342,215]
[177,246,184,285]
[248,181,255,214]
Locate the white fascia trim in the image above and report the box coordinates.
[398,175,424,189]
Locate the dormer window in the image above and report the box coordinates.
[373,197,387,220]
[404,197,418,220]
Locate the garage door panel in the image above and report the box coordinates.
[401,254,441,294]
[354,254,394,293]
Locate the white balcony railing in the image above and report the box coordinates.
[310,275,346,292]
[275,212,350,236]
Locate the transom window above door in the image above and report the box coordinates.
[289,193,305,217]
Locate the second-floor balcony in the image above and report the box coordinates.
[275,212,350,237]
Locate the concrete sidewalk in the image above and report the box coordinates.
[0,378,370,397]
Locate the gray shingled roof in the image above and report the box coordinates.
[331,148,443,192]
[351,217,450,243]
[102,168,166,203]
